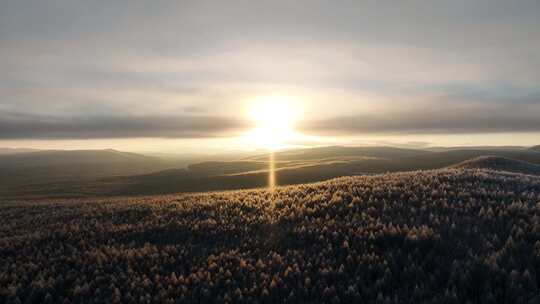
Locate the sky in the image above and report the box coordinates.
[1,0,539,153]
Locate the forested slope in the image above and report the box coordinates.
[2,169,540,303]
[452,156,540,176]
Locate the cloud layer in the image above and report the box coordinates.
[1,1,539,142]
[0,112,249,139]
[302,102,540,135]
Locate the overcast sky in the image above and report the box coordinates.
[1,0,539,152]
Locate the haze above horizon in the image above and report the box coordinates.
[1,1,539,153]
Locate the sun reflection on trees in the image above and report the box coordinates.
[269,151,276,191]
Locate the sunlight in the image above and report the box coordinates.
[244,95,303,191]
[245,95,303,151]
[268,151,276,191]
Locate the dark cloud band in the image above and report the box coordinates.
[301,105,540,135]
[2,101,539,140]
[0,112,250,139]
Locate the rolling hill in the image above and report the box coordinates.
[0,147,40,155]
[0,149,174,196]
[4,145,540,199]
[451,156,540,175]
[0,149,155,167]
[530,145,540,152]
[2,169,540,303]
[245,145,431,162]
[105,147,540,196]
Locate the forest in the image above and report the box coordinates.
[2,168,540,303]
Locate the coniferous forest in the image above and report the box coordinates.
[2,169,540,303]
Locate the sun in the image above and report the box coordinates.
[245,95,302,150]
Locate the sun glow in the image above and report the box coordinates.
[245,95,303,150]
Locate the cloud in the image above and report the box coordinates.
[1,1,540,143]
[0,112,250,139]
[301,101,540,135]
